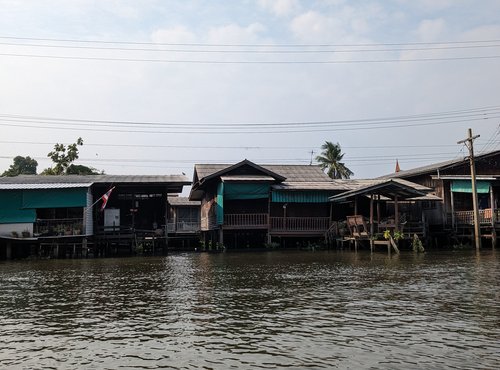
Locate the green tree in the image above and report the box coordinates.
[316,141,354,179]
[41,137,102,175]
[1,156,38,176]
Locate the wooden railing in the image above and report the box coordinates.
[270,217,330,231]
[224,213,268,228]
[454,209,497,225]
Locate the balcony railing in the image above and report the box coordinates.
[454,209,499,225]
[35,218,84,236]
[167,221,200,233]
[270,217,330,232]
[224,213,268,228]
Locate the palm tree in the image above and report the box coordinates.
[316,141,353,179]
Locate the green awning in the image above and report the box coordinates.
[216,182,224,225]
[272,191,333,203]
[0,190,36,224]
[223,183,270,200]
[22,188,87,209]
[451,180,490,194]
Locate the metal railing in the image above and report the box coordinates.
[270,217,330,231]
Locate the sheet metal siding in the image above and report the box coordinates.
[272,191,332,203]
[85,189,93,235]
[216,182,224,225]
[22,188,88,209]
[0,190,36,224]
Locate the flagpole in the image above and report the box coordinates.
[83,186,115,213]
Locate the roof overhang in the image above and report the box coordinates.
[430,175,498,180]
[330,179,430,203]
[0,183,92,190]
[220,175,275,182]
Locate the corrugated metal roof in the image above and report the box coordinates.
[330,178,432,202]
[167,196,201,206]
[380,150,500,179]
[0,183,92,190]
[0,174,190,185]
[194,163,331,183]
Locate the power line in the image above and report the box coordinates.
[1,52,500,64]
[0,139,469,150]
[0,114,497,134]
[2,41,500,54]
[2,35,500,47]
[2,105,498,128]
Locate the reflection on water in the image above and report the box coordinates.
[0,251,499,369]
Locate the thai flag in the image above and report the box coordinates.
[100,187,115,212]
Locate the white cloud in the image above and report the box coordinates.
[151,26,197,44]
[206,23,266,44]
[415,18,447,41]
[257,0,300,17]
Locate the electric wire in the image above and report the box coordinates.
[2,35,500,47]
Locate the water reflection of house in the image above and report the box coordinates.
[0,174,189,259]
[380,150,500,245]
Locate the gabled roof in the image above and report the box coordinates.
[190,160,332,200]
[380,150,500,179]
[193,160,286,185]
[330,178,433,202]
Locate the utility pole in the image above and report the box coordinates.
[457,128,481,250]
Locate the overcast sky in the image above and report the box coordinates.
[1,0,499,190]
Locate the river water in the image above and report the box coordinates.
[0,250,499,369]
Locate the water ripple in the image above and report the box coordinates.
[0,251,499,369]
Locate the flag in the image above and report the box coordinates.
[100,187,115,212]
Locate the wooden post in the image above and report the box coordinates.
[377,195,381,227]
[219,227,224,248]
[370,194,374,251]
[394,195,399,231]
[354,196,358,215]
[491,186,497,248]
[6,241,12,260]
[450,187,455,230]
[267,193,272,244]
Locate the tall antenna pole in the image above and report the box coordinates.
[457,128,481,250]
